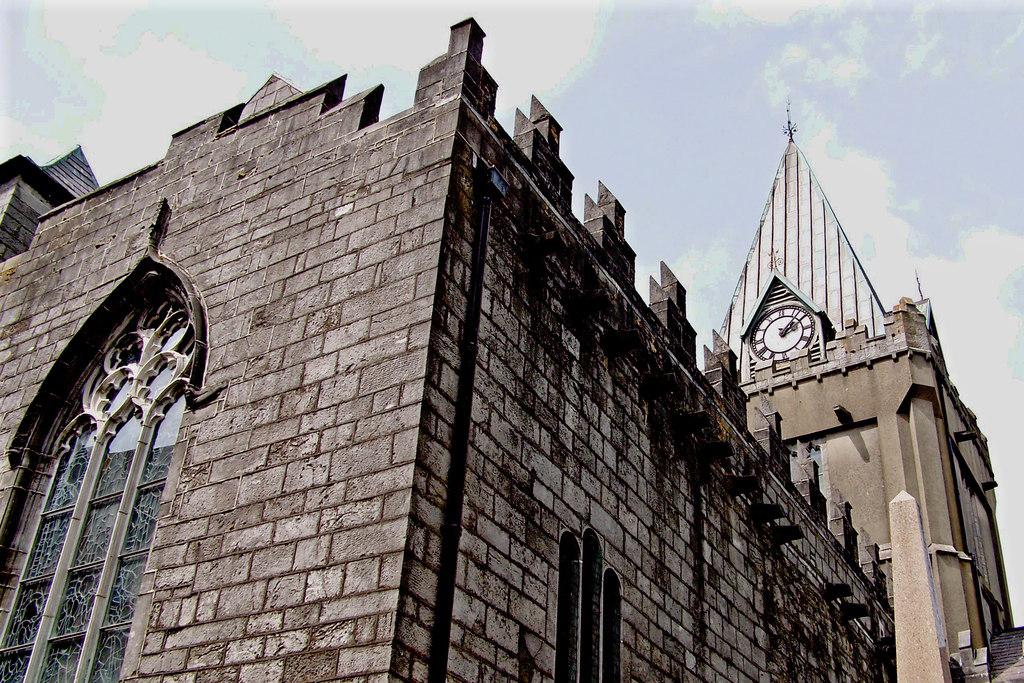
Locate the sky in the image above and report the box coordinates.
[2,0,1023,624]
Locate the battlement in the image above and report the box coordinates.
[742,295,950,385]
[1,20,896,680]
[742,293,993,474]
[430,24,896,647]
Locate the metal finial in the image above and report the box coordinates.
[916,270,925,300]
[783,99,798,142]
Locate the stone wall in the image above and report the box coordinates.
[0,34,460,681]
[0,18,894,683]
[0,178,52,261]
[393,21,894,682]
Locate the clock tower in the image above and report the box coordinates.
[738,271,832,366]
[720,138,1012,669]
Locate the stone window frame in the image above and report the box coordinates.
[554,527,622,683]
[0,256,209,682]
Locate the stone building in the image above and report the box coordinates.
[720,137,1014,674]
[0,147,98,261]
[0,17,1012,682]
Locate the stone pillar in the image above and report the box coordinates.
[889,490,952,683]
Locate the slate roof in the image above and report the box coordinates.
[991,626,1024,681]
[722,141,886,352]
[41,145,98,197]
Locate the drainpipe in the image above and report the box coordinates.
[428,155,507,683]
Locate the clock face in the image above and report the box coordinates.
[750,305,816,361]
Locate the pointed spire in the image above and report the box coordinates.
[721,140,887,356]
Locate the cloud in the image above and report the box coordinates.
[996,18,1024,55]
[903,3,949,76]
[82,33,250,181]
[3,0,610,183]
[268,0,610,123]
[0,2,252,182]
[799,120,1024,617]
[695,0,846,27]
[763,41,869,105]
[904,30,948,76]
[761,18,871,106]
[0,115,69,166]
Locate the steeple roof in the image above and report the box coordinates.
[721,140,886,351]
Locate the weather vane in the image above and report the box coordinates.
[783,99,798,142]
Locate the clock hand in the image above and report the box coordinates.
[779,319,796,336]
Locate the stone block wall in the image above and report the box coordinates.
[0,178,52,262]
[0,18,894,683]
[393,22,895,683]
[0,31,463,681]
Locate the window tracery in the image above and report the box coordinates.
[0,302,194,682]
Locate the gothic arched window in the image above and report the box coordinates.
[579,529,602,683]
[555,532,581,683]
[600,569,620,683]
[555,528,621,683]
[0,299,195,682]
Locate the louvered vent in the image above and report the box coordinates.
[761,285,792,312]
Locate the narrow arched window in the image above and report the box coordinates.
[0,301,194,682]
[579,529,602,683]
[554,532,581,683]
[600,570,621,683]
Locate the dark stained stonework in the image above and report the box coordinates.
[0,19,894,682]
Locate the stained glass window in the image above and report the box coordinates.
[600,570,621,683]
[0,305,194,682]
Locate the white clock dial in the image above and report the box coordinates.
[750,305,815,361]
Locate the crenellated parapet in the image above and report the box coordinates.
[748,294,948,391]
[648,261,697,364]
[513,97,574,214]
[703,330,746,423]
[583,182,635,284]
